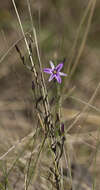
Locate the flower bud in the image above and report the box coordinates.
[61,123,64,133]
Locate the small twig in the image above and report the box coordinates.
[0,131,35,160]
[0,32,31,64]
[67,82,100,133]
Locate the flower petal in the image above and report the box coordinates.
[55,63,63,72]
[43,68,52,74]
[49,60,55,69]
[49,74,55,82]
[55,74,61,83]
[59,72,67,76]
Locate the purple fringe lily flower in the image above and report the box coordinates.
[43,61,67,83]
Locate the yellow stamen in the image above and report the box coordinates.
[53,70,57,74]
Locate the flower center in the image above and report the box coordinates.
[53,69,57,74]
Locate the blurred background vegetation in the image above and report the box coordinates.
[0,0,100,189]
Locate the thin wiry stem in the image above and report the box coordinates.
[12,0,54,139]
[63,146,73,189]
[70,0,96,77]
[26,0,53,129]
[67,0,93,73]
[25,135,47,190]
[11,0,37,77]
[27,0,55,140]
